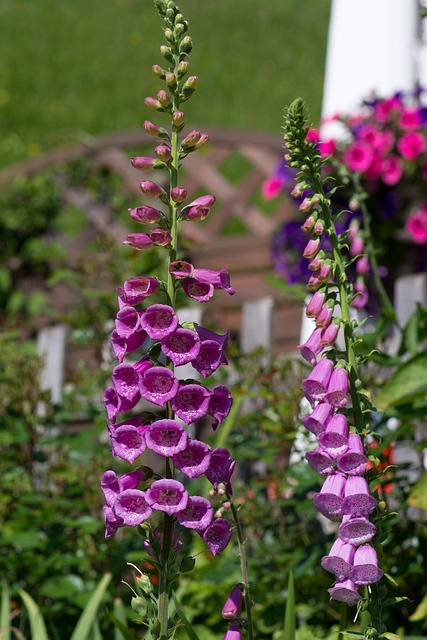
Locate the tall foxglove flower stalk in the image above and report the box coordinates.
[284,99,387,635]
[100,2,239,637]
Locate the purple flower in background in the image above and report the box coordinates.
[222,584,243,619]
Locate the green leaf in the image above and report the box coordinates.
[110,613,135,640]
[378,633,401,640]
[407,472,427,510]
[70,573,112,640]
[409,592,427,621]
[283,570,295,640]
[18,589,49,640]
[173,596,201,640]
[1,579,11,640]
[375,351,427,410]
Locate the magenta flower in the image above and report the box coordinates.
[181,194,216,221]
[325,367,348,408]
[337,434,368,475]
[342,476,376,517]
[101,469,145,506]
[305,291,326,318]
[205,447,236,492]
[115,306,141,338]
[118,277,159,307]
[139,179,165,198]
[112,363,141,408]
[171,383,211,424]
[103,386,122,423]
[172,439,211,478]
[110,424,147,464]
[301,402,334,436]
[145,419,188,456]
[313,472,346,521]
[343,142,375,173]
[223,621,242,640]
[303,238,320,259]
[161,327,201,366]
[176,495,213,531]
[321,538,355,580]
[102,504,124,539]
[140,304,179,339]
[318,414,349,458]
[327,579,360,607]
[380,156,403,186]
[397,132,426,160]
[298,327,324,366]
[405,208,427,244]
[128,205,163,224]
[190,267,235,296]
[208,385,233,430]
[349,544,383,585]
[306,447,335,476]
[202,518,232,555]
[150,228,172,246]
[139,366,179,406]
[145,479,189,514]
[338,515,376,545]
[302,357,334,402]
[122,233,154,250]
[222,584,243,619]
[168,260,194,278]
[315,304,333,328]
[182,278,215,302]
[320,323,339,347]
[111,328,147,363]
[192,327,229,377]
[262,176,284,200]
[113,489,153,526]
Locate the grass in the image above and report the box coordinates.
[0,0,331,169]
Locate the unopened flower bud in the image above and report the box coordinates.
[165,72,177,88]
[152,64,166,78]
[150,228,172,246]
[139,180,165,198]
[123,233,154,250]
[222,584,243,619]
[183,75,198,91]
[177,60,189,77]
[172,110,185,128]
[181,129,201,149]
[160,44,174,62]
[164,28,174,43]
[299,197,312,213]
[175,12,184,22]
[131,156,156,171]
[308,254,323,271]
[320,322,339,347]
[180,35,193,53]
[128,206,163,224]
[143,120,169,138]
[301,214,317,232]
[195,133,209,149]
[135,573,153,594]
[171,186,187,203]
[217,483,226,496]
[155,144,172,162]
[291,184,302,197]
[144,96,163,111]
[303,238,320,259]
[314,220,325,235]
[157,90,171,109]
[174,22,185,37]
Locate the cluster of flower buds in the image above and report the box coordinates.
[101,0,236,566]
[285,98,382,607]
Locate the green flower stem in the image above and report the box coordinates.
[229,500,254,640]
[338,602,347,639]
[159,511,174,640]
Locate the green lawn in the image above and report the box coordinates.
[0,0,331,169]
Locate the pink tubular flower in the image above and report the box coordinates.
[145,479,189,514]
[172,439,211,478]
[313,472,347,521]
[145,419,188,456]
[222,584,243,619]
[111,328,147,363]
[337,434,368,475]
[141,304,179,339]
[305,447,335,475]
[301,402,334,436]
[328,579,360,607]
[150,228,172,246]
[112,363,141,408]
[223,621,242,640]
[318,414,349,458]
[161,327,201,366]
[113,489,153,526]
[325,367,348,408]
[139,180,166,198]
[397,132,426,159]
[192,327,229,378]
[320,322,339,347]
[205,447,236,492]
[181,194,216,221]
[171,383,211,424]
[350,544,383,585]
[298,327,324,366]
[176,495,214,531]
[110,424,147,464]
[115,306,141,339]
[122,233,154,250]
[208,385,233,430]
[306,291,326,318]
[202,518,232,555]
[118,277,159,307]
[101,469,145,507]
[302,357,334,402]
[103,503,124,538]
[321,538,355,580]
[342,476,376,517]
[315,304,333,328]
[339,515,376,545]
[139,366,179,405]
[193,267,236,296]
